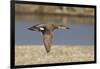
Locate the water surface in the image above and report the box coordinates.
[15,14,94,45]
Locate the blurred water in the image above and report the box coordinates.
[15,15,94,45]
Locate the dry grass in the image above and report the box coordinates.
[15,45,94,65]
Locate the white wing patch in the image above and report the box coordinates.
[40,27,44,30]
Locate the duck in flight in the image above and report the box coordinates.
[28,23,70,53]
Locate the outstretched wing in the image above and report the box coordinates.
[56,25,70,30]
[35,23,46,27]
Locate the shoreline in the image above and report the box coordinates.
[15,45,94,65]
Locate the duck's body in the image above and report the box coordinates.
[28,23,70,53]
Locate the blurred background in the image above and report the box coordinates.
[15,4,95,45]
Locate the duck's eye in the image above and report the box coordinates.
[39,27,45,30]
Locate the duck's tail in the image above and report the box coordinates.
[43,33,53,53]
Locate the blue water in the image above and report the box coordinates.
[15,19,94,45]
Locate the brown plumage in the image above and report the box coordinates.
[28,23,70,53]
